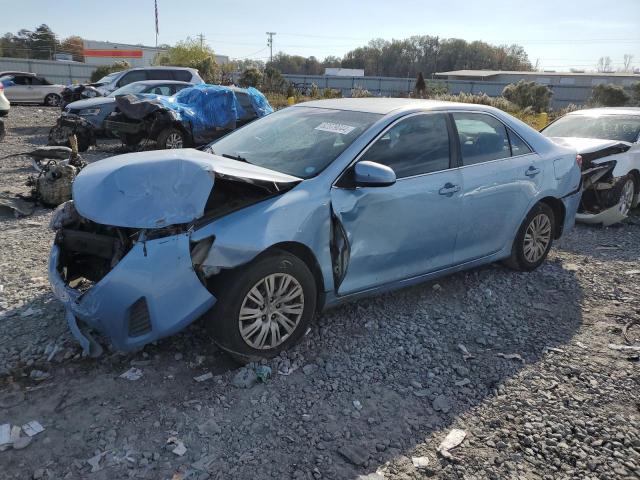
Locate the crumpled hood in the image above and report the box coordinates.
[66,97,115,111]
[547,136,632,155]
[72,149,301,228]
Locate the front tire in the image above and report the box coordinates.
[505,202,555,271]
[157,127,187,149]
[206,250,317,362]
[44,93,61,107]
[614,175,635,218]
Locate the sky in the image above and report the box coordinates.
[3,0,640,72]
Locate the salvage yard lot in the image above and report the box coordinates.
[1,106,639,479]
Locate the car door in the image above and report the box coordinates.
[451,112,541,264]
[4,75,31,101]
[29,76,48,102]
[330,112,462,295]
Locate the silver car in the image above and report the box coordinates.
[0,73,64,106]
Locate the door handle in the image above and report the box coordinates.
[439,183,461,196]
[525,166,541,177]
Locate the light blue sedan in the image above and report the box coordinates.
[49,98,582,360]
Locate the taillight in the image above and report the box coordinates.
[0,84,4,92]
[576,154,583,169]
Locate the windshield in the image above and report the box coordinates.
[108,82,151,97]
[542,115,640,143]
[95,71,122,85]
[207,106,381,178]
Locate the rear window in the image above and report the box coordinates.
[542,115,640,143]
[172,70,192,82]
[146,70,174,80]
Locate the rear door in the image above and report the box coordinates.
[331,112,462,295]
[451,112,541,263]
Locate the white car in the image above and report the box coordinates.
[0,73,64,106]
[0,82,9,116]
[542,107,640,226]
[92,67,203,95]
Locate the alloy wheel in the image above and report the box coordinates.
[238,273,305,350]
[45,94,60,106]
[165,132,183,149]
[618,179,634,216]
[523,213,552,263]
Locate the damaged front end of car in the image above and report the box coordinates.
[550,137,638,226]
[48,149,301,356]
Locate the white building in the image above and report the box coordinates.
[324,68,365,77]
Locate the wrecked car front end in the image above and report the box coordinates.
[48,149,301,355]
[548,137,639,226]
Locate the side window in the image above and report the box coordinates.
[453,112,510,166]
[172,84,188,94]
[147,85,172,95]
[360,113,451,178]
[12,76,31,86]
[31,77,44,85]
[508,129,532,156]
[118,71,147,86]
[172,70,192,82]
[146,70,173,80]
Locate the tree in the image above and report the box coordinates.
[60,36,84,62]
[597,56,613,73]
[29,24,58,60]
[263,66,286,92]
[155,37,219,82]
[623,54,634,73]
[414,72,427,98]
[590,84,630,107]
[238,67,262,88]
[502,80,552,112]
[90,60,130,83]
[632,82,640,106]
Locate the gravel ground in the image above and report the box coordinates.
[0,106,639,480]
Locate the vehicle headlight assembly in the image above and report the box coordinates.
[79,108,100,116]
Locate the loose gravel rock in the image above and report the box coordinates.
[1,106,639,479]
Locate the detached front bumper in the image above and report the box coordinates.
[49,232,216,354]
[576,203,627,227]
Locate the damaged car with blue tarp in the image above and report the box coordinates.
[104,84,273,149]
[49,98,582,361]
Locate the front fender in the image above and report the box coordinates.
[191,186,335,293]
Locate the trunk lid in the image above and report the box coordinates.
[72,149,301,228]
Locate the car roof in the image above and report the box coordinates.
[295,97,503,115]
[128,66,196,72]
[566,107,640,117]
[0,71,36,77]
[132,80,192,86]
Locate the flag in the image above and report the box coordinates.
[155,0,159,36]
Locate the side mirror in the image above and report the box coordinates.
[354,161,396,187]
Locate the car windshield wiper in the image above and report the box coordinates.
[222,153,248,163]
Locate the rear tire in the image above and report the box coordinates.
[44,93,61,107]
[505,202,555,271]
[205,250,317,363]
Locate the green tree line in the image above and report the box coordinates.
[0,24,84,62]
[267,36,532,77]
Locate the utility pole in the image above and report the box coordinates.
[197,33,205,49]
[266,32,276,63]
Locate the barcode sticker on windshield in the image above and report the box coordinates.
[315,122,355,135]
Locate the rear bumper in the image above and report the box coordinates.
[559,189,582,237]
[49,232,216,353]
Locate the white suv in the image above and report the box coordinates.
[93,67,204,95]
[0,72,64,106]
[0,82,9,116]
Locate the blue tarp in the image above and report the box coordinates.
[127,84,273,138]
